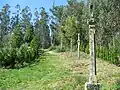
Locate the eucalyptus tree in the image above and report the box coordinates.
[20,6,32,34]
[10,4,21,31]
[34,7,50,49]
[50,5,66,46]
[0,4,11,47]
[39,7,50,48]
[63,16,78,51]
[50,0,88,50]
[24,24,34,44]
[9,24,23,48]
[67,0,86,40]
[34,8,41,47]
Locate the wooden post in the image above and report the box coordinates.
[60,37,63,50]
[70,38,73,56]
[108,43,111,61]
[99,43,102,58]
[77,33,80,59]
[113,36,115,48]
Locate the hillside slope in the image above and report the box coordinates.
[0,51,120,90]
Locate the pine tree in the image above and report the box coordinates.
[9,24,23,48]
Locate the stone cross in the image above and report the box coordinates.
[85,0,102,89]
[77,33,80,59]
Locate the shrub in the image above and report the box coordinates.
[96,46,100,58]
[9,25,23,48]
[30,36,40,56]
[73,45,77,52]
[24,25,34,44]
[16,43,37,68]
[49,46,57,51]
[95,46,119,66]
[0,43,38,68]
[55,46,65,52]
[17,43,29,66]
[80,42,84,52]
[0,47,17,68]
[85,43,89,54]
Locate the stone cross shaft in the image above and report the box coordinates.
[89,25,96,83]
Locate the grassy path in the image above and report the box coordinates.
[0,51,120,90]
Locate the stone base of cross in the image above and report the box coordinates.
[85,82,102,90]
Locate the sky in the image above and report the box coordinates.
[0,0,67,15]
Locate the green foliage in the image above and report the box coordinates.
[30,36,39,54]
[34,7,50,49]
[50,0,120,66]
[80,42,85,52]
[63,16,78,45]
[49,46,65,52]
[85,43,89,54]
[0,0,120,70]
[0,4,11,47]
[0,47,17,68]
[49,46,57,51]
[0,43,38,68]
[9,25,23,48]
[17,43,32,66]
[55,46,66,52]
[114,80,120,90]
[21,6,32,26]
[24,25,34,44]
[95,45,120,66]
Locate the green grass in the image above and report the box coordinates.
[0,51,120,90]
[0,52,86,90]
